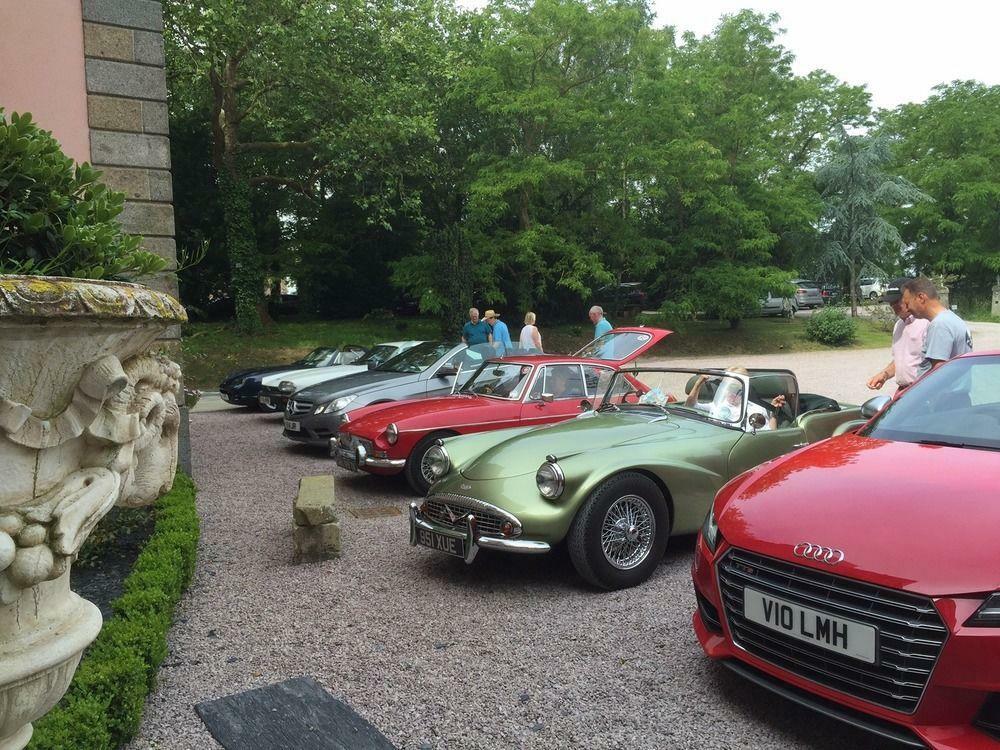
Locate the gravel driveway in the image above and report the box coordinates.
[131,330,1000,750]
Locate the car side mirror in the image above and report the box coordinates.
[367,361,378,370]
[579,399,593,412]
[861,394,892,419]
[437,364,459,377]
[747,412,767,432]
[540,392,554,403]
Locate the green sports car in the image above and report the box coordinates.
[409,367,864,590]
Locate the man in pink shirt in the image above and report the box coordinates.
[866,278,929,393]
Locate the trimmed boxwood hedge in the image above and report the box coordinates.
[28,472,199,750]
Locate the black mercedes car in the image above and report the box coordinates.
[219,345,366,408]
[282,341,493,446]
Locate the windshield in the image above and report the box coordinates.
[300,347,339,366]
[864,356,1000,450]
[357,344,398,366]
[378,341,454,373]
[460,362,533,399]
[574,330,653,362]
[597,369,756,428]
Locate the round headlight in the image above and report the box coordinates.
[385,423,399,445]
[279,380,295,393]
[535,461,565,499]
[424,444,451,478]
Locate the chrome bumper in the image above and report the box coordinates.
[409,502,550,564]
[328,438,405,469]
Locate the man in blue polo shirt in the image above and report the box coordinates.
[484,309,512,355]
[461,307,492,346]
[589,305,612,338]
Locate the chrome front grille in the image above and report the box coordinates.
[718,548,947,714]
[287,399,313,416]
[424,496,510,537]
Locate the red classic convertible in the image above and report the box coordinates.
[332,327,670,493]
[693,350,1000,749]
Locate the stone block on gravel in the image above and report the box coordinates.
[293,475,338,527]
[292,522,341,564]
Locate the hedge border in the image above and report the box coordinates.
[28,472,200,750]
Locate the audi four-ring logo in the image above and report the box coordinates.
[793,542,845,564]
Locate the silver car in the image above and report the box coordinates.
[791,279,824,309]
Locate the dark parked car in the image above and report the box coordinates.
[819,282,844,304]
[218,345,367,408]
[598,282,649,316]
[282,342,495,446]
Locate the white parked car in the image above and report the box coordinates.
[257,340,424,412]
[858,277,887,300]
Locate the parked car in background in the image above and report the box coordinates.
[218,345,367,408]
[693,351,1000,749]
[598,281,649,316]
[282,342,495,447]
[791,279,824,309]
[760,293,797,318]
[819,281,844,305]
[257,341,422,413]
[857,277,887,300]
[410,367,858,590]
[334,328,670,493]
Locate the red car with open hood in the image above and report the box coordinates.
[332,327,670,493]
[692,351,1000,749]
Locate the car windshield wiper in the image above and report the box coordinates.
[917,439,1000,452]
[597,402,620,412]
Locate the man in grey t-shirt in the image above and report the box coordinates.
[901,277,973,376]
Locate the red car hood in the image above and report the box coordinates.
[718,434,1000,597]
[345,395,507,439]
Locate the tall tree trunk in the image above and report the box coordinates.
[849,263,858,318]
[218,168,264,334]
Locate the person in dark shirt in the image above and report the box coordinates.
[461,307,492,346]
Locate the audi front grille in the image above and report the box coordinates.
[718,548,948,714]
[424,497,507,537]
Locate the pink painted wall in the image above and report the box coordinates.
[0,0,90,163]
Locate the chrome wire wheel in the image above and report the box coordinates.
[600,494,656,570]
[419,449,438,484]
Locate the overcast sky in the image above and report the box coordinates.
[456,0,1000,110]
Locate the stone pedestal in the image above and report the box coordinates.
[292,476,341,563]
[0,275,185,750]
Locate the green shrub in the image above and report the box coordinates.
[28,472,199,750]
[0,110,165,280]
[805,307,857,346]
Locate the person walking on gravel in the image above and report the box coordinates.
[520,311,542,352]
[866,278,929,394]
[901,277,972,376]
[461,307,492,346]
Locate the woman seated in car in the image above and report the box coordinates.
[685,366,786,431]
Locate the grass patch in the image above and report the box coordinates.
[181,314,892,389]
[28,472,199,750]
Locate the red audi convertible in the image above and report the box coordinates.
[692,351,1000,749]
[332,327,669,493]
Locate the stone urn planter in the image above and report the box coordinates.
[0,275,186,750]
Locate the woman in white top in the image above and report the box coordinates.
[519,311,542,352]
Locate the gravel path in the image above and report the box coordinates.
[130,332,1000,750]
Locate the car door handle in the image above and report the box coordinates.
[793,442,808,448]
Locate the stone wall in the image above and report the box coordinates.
[82,0,179,341]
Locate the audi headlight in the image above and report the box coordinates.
[385,423,399,445]
[535,459,564,499]
[966,593,1000,627]
[231,378,245,389]
[424,444,450,479]
[701,508,720,553]
[279,380,295,393]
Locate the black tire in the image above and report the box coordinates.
[404,432,454,495]
[567,472,670,590]
[868,291,877,300]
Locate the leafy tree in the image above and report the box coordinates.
[815,127,930,316]
[882,81,1000,282]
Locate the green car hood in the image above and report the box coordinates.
[460,410,717,480]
